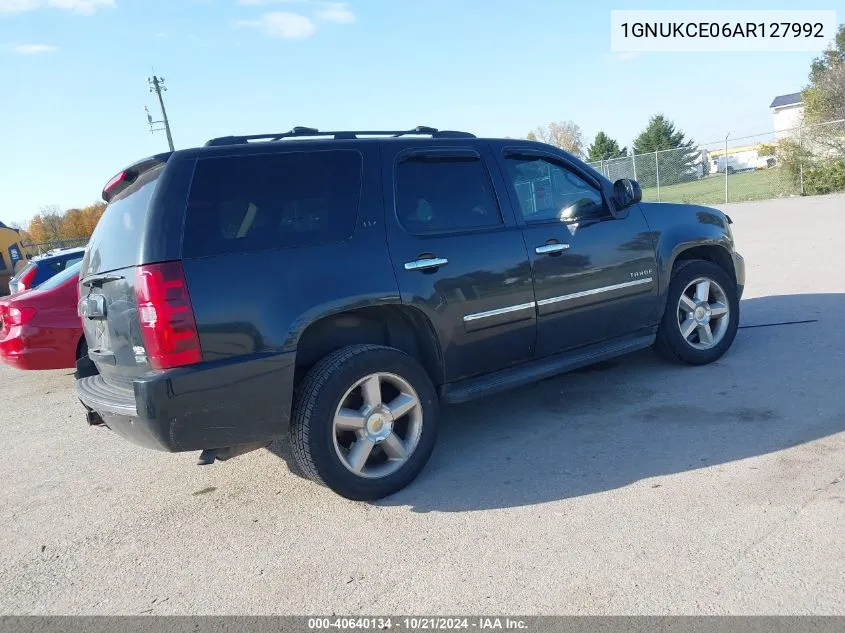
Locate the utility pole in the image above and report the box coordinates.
[148,75,174,151]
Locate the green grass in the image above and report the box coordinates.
[640,169,799,205]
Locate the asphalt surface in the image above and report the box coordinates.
[1,194,844,615]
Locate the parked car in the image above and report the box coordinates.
[0,260,85,370]
[75,126,745,500]
[8,247,85,295]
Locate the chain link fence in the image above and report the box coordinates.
[587,119,845,205]
[21,237,88,258]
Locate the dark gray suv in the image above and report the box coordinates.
[75,126,745,500]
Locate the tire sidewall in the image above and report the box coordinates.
[661,261,739,365]
[301,347,439,500]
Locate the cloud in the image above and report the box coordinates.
[236,11,316,39]
[0,0,114,15]
[315,1,353,23]
[13,43,58,53]
[239,0,306,4]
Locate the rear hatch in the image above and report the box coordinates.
[79,153,201,389]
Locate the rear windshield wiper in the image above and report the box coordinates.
[81,272,125,288]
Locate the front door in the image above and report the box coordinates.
[382,142,537,383]
[498,148,659,357]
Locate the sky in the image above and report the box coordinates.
[0,0,840,226]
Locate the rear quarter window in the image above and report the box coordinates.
[82,164,164,276]
[182,150,362,258]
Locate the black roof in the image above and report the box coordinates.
[770,92,803,108]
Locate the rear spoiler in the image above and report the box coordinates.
[102,152,172,203]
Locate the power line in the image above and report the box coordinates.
[147,75,175,152]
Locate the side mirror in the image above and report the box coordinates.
[613,178,642,211]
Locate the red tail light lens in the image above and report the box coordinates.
[6,305,36,326]
[135,262,202,370]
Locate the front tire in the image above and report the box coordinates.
[655,259,739,365]
[290,344,439,501]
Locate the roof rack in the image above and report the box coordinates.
[204,126,476,147]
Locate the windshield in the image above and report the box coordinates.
[31,260,82,293]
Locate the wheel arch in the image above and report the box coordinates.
[292,303,445,389]
[670,243,737,285]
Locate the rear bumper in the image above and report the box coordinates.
[75,351,297,452]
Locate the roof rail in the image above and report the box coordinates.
[204,126,476,147]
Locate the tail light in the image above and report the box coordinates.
[5,305,36,326]
[17,266,37,293]
[135,261,202,370]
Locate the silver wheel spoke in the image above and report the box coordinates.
[335,408,366,431]
[709,302,728,317]
[347,438,375,472]
[695,280,711,303]
[680,317,697,339]
[387,393,418,419]
[698,324,714,346]
[361,375,382,408]
[679,294,697,313]
[381,433,408,460]
[333,371,425,479]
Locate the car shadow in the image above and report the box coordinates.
[270,293,844,511]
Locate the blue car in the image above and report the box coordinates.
[8,247,86,295]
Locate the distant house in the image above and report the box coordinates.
[770,92,804,140]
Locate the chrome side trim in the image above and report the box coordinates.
[463,302,537,323]
[537,277,653,307]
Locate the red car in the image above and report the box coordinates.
[0,260,85,370]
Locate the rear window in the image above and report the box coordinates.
[82,164,164,276]
[182,150,362,258]
[32,260,81,293]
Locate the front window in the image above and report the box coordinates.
[504,156,608,224]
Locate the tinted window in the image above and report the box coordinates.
[33,260,81,293]
[395,157,502,233]
[183,150,362,258]
[83,164,164,276]
[504,157,607,224]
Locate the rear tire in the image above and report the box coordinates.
[655,259,739,365]
[290,344,439,501]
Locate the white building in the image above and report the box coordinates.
[770,92,804,140]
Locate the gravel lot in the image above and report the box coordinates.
[1,194,844,615]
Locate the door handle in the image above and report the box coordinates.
[535,243,570,255]
[404,257,449,271]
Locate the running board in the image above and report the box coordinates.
[440,331,656,405]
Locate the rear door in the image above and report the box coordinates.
[78,162,169,387]
[382,141,536,383]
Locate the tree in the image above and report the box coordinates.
[632,115,699,187]
[809,23,845,85]
[23,200,106,247]
[779,24,845,195]
[803,24,844,142]
[586,131,627,162]
[527,121,584,157]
